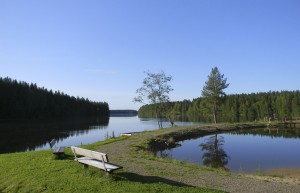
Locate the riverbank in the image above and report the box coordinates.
[1,123,299,192]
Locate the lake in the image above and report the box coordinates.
[0,116,200,154]
[157,127,300,173]
[4,117,300,174]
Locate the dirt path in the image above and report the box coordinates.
[96,126,300,193]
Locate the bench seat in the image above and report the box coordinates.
[49,139,65,155]
[53,147,65,155]
[71,146,123,173]
[76,157,123,173]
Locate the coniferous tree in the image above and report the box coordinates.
[201,67,229,124]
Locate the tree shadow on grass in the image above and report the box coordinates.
[117,172,193,187]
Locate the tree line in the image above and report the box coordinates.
[109,110,138,117]
[134,67,230,126]
[0,77,109,120]
[135,67,299,124]
[138,91,300,123]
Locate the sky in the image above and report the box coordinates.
[1,0,299,110]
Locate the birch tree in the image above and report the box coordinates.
[134,71,173,128]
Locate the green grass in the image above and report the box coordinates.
[0,137,223,193]
[81,135,129,150]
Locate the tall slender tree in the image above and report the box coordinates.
[134,71,173,128]
[202,67,229,124]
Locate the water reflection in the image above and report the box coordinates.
[232,126,300,139]
[0,117,108,154]
[200,134,229,170]
[156,127,300,173]
[1,117,201,154]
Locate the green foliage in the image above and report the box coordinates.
[134,71,173,105]
[138,91,300,123]
[0,77,109,120]
[81,136,129,150]
[202,67,229,124]
[134,71,174,128]
[138,102,176,118]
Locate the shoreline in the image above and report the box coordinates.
[135,122,268,154]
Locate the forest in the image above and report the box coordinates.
[138,91,300,123]
[110,110,138,117]
[0,77,109,120]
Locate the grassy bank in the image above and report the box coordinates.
[0,137,222,193]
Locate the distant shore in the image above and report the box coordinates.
[109,109,138,117]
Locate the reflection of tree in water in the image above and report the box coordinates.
[234,127,300,139]
[156,150,172,159]
[200,134,229,170]
[154,142,181,159]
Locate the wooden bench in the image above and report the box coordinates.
[71,146,123,173]
[49,139,65,155]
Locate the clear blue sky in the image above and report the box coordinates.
[1,0,299,110]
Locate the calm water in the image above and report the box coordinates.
[157,127,300,173]
[0,116,199,154]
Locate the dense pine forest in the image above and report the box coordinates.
[0,77,109,120]
[138,91,300,123]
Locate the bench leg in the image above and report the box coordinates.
[82,164,88,169]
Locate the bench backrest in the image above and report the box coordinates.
[71,146,109,162]
[49,139,56,149]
